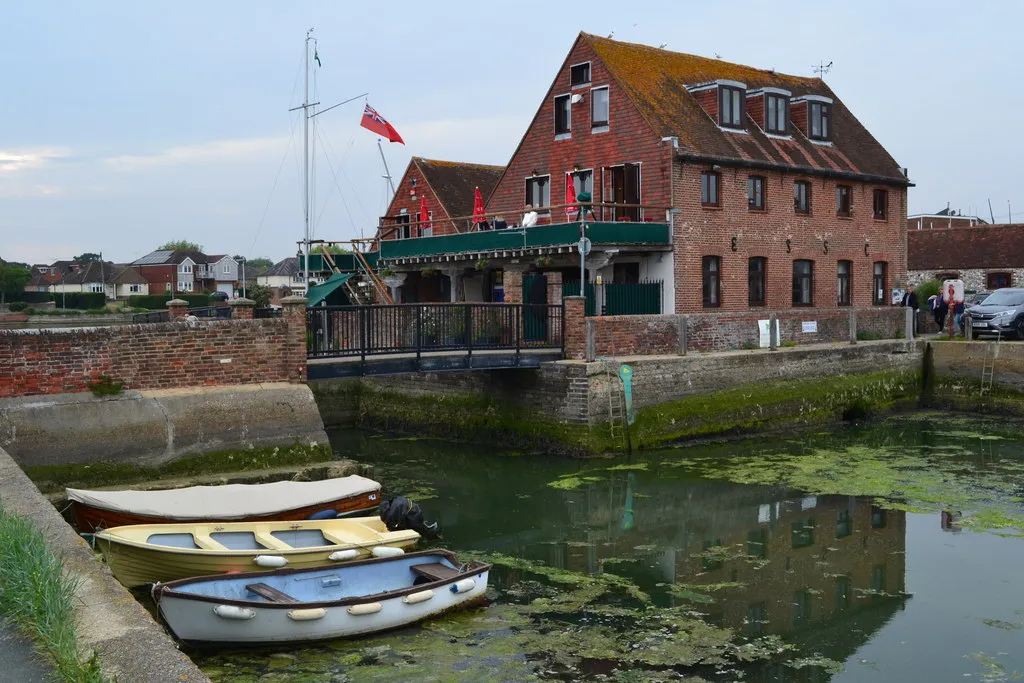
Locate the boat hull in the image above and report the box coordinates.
[72,489,379,534]
[153,551,490,644]
[95,518,420,588]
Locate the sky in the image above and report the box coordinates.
[3,0,1022,266]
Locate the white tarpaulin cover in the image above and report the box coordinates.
[67,475,380,520]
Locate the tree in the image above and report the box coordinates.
[246,257,274,271]
[248,283,272,308]
[73,252,102,262]
[158,240,203,252]
[320,245,351,255]
[0,261,31,305]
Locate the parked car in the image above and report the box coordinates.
[966,288,1024,338]
[210,290,230,302]
[959,291,992,333]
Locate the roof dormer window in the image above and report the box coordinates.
[766,94,788,135]
[719,84,744,128]
[809,101,830,141]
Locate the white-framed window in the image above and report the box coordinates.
[89,283,103,293]
[178,279,193,292]
[129,284,141,293]
[591,86,609,130]
[570,62,591,88]
[554,94,571,137]
[165,282,172,292]
[525,175,551,214]
[415,211,433,238]
[179,263,193,274]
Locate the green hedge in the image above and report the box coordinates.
[11,291,51,304]
[53,292,106,309]
[127,293,212,309]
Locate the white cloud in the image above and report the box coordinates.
[0,147,71,173]
[103,136,290,169]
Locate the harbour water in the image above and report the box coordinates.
[193,412,1024,682]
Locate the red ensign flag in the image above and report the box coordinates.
[360,104,405,144]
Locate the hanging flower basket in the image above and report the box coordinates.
[474,259,489,271]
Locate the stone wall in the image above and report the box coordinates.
[587,307,907,356]
[929,340,1024,393]
[0,298,307,399]
[908,268,1024,292]
[0,383,328,468]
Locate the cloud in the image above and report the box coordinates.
[0,148,71,173]
[0,184,63,199]
[103,135,290,169]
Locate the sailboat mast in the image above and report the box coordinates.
[302,29,312,290]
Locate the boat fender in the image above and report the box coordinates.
[306,509,338,521]
[450,578,476,594]
[347,602,383,616]
[402,590,434,604]
[328,549,360,562]
[371,546,405,558]
[287,608,327,621]
[213,604,256,620]
[253,555,289,568]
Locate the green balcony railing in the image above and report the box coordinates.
[378,221,670,260]
[300,252,380,273]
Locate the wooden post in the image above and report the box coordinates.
[585,319,596,362]
[904,306,914,341]
[849,309,857,344]
[678,314,687,356]
[769,313,778,350]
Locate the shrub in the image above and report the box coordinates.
[915,279,940,302]
[856,329,884,341]
[7,301,27,312]
[11,291,51,304]
[53,292,106,309]
[88,375,123,397]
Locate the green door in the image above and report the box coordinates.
[522,273,548,342]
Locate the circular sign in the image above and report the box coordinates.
[577,237,592,256]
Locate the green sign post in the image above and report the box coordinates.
[618,364,635,425]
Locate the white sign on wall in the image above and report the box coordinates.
[801,321,817,333]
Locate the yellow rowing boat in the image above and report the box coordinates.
[93,517,420,588]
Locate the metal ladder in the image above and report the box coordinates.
[604,360,627,448]
[980,331,1002,395]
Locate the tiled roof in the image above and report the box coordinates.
[413,158,505,219]
[131,249,209,266]
[265,257,299,277]
[111,265,148,285]
[908,224,1024,270]
[63,261,118,284]
[584,33,907,184]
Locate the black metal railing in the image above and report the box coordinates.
[255,307,283,319]
[132,310,169,324]
[190,305,232,319]
[306,303,564,359]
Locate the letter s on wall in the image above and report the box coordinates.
[786,239,791,253]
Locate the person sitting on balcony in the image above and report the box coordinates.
[522,204,538,228]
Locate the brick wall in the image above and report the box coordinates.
[672,164,907,314]
[380,163,456,239]
[484,38,674,221]
[588,307,906,356]
[0,319,298,399]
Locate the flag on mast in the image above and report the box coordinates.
[360,104,405,144]
[314,49,321,67]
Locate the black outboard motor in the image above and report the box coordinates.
[379,496,440,539]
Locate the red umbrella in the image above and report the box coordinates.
[471,186,486,226]
[565,174,578,220]
[419,195,431,235]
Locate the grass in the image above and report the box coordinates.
[0,501,106,682]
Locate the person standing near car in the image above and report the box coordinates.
[902,285,919,335]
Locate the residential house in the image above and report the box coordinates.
[373,34,911,314]
[49,261,118,297]
[108,266,149,299]
[908,207,987,231]
[907,224,1024,292]
[130,250,239,296]
[257,257,305,304]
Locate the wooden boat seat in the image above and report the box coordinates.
[253,531,293,551]
[410,562,459,582]
[246,582,298,603]
[190,534,227,551]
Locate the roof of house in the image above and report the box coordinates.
[111,265,148,285]
[63,261,119,284]
[908,224,1024,270]
[265,257,300,277]
[131,249,208,266]
[412,158,505,218]
[582,33,907,184]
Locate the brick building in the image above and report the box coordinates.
[484,33,911,313]
[372,34,910,314]
[908,207,987,231]
[130,249,239,296]
[907,223,1024,292]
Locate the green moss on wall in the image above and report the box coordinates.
[26,442,333,493]
[629,369,922,450]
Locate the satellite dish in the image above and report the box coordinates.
[570,93,584,104]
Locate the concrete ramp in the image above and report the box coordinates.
[0,383,327,468]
